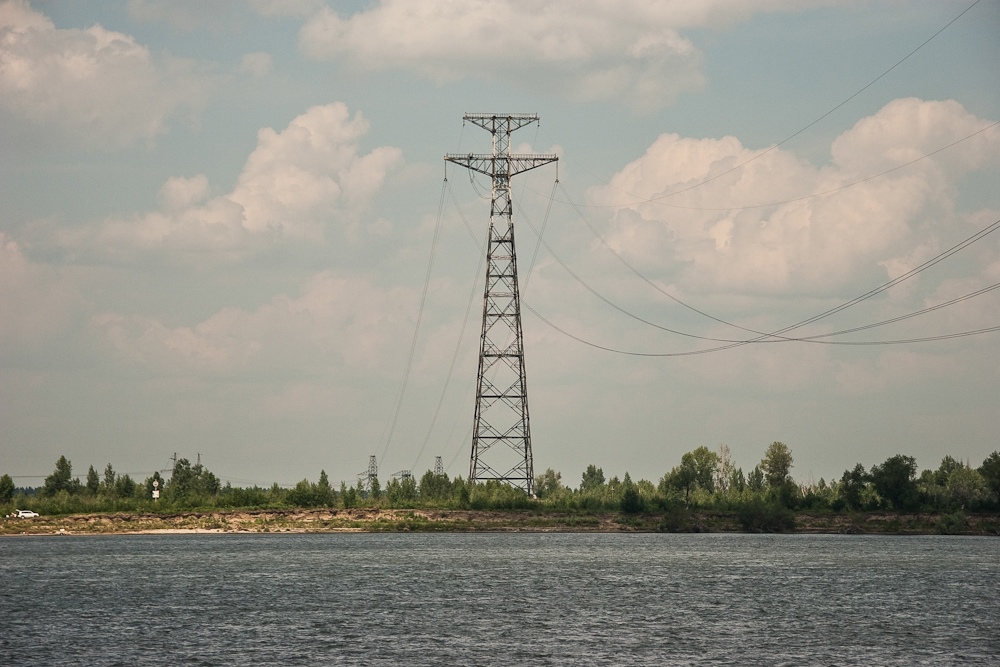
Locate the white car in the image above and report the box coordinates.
[12,509,40,518]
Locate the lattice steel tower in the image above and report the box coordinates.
[445,113,557,496]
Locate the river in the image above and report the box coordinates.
[1,533,997,665]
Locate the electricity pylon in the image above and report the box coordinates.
[357,455,377,494]
[445,113,557,496]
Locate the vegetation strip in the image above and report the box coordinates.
[4,443,1000,537]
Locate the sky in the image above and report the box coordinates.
[1,0,998,490]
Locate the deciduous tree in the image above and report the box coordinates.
[0,474,14,504]
[534,468,563,499]
[979,451,1000,503]
[716,445,736,494]
[580,465,605,492]
[839,463,870,510]
[760,442,793,487]
[871,454,918,510]
[689,446,719,493]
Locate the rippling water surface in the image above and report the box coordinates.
[1,533,998,665]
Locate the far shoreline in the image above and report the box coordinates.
[3,507,999,537]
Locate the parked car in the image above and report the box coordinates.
[10,509,40,518]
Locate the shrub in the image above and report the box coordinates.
[737,500,796,532]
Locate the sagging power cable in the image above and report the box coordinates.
[521,217,1000,355]
[378,178,448,466]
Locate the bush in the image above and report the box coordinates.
[657,508,696,532]
[619,485,644,514]
[937,511,969,535]
[737,501,796,532]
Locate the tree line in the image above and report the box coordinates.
[3,444,1000,518]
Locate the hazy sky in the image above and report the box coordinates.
[2,0,998,490]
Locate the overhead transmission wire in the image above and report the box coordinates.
[553,167,1000,343]
[558,0,983,211]
[516,0,991,343]
[408,176,486,474]
[376,178,448,467]
[424,2,989,471]
[761,218,1000,339]
[521,217,1000,357]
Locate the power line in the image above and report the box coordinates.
[377,178,448,466]
[521,217,1000,355]
[555,0,984,211]
[523,301,1000,357]
[556,180,782,339]
[788,282,1000,343]
[409,178,486,474]
[556,173,1000,342]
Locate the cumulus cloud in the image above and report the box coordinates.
[0,0,210,147]
[589,98,1000,295]
[299,0,695,112]
[0,232,80,350]
[297,0,839,113]
[49,103,403,260]
[93,270,416,376]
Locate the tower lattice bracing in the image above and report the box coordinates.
[445,113,557,496]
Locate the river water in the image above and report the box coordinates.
[1,533,997,665]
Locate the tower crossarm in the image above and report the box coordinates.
[444,153,558,178]
[463,113,539,134]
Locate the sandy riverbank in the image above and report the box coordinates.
[3,507,999,536]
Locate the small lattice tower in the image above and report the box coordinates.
[357,455,378,493]
[445,113,557,496]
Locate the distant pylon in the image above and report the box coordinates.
[433,456,444,476]
[357,455,378,493]
[445,113,557,496]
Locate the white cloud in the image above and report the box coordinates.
[297,0,842,113]
[0,0,210,147]
[158,174,211,211]
[589,98,1000,295]
[230,103,402,237]
[48,103,403,260]
[93,270,417,376]
[301,1,677,112]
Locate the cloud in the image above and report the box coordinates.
[46,103,403,261]
[296,1,761,112]
[0,0,210,147]
[589,98,1000,295]
[92,270,417,377]
[296,1,847,112]
[0,232,80,351]
[508,97,1000,404]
